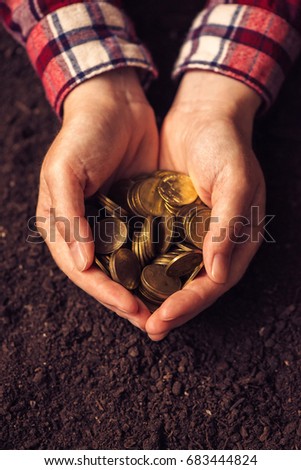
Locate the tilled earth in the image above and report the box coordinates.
[1,1,301,450]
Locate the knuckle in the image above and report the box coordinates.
[43,159,63,186]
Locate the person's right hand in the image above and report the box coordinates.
[36,69,159,330]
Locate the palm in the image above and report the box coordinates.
[60,101,159,197]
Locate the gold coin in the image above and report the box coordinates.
[94,255,110,276]
[163,201,179,215]
[186,208,211,250]
[126,181,142,215]
[176,203,201,218]
[131,233,139,260]
[138,230,149,266]
[174,241,195,251]
[182,262,204,287]
[95,217,127,254]
[90,171,210,309]
[142,216,155,260]
[137,177,167,217]
[138,284,163,305]
[158,173,198,206]
[132,231,145,267]
[155,215,175,254]
[109,248,141,290]
[152,252,175,266]
[97,192,129,218]
[153,170,177,178]
[141,264,182,300]
[99,254,110,269]
[165,251,203,277]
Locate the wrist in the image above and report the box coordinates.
[173,71,261,137]
[63,68,148,121]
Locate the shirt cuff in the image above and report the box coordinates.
[172,4,301,110]
[25,1,157,117]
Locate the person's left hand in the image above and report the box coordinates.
[145,71,266,340]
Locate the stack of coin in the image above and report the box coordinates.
[85,171,211,312]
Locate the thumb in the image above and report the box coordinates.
[202,176,251,284]
[45,161,94,272]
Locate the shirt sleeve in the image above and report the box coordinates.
[173,0,301,109]
[0,0,157,117]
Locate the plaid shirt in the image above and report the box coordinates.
[1,1,301,116]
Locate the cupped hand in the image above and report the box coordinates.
[145,71,266,340]
[36,69,159,330]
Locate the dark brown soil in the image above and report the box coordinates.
[1,1,301,450]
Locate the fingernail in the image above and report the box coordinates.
[69,241,88,271]
[148,332,168,342]
[211,253,229,284]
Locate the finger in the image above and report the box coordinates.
[145,229,262,339]
[37,211,147,322]
[128,297,152,331]
[145,274,222,340]
[102,297,151,332]
[42,158,94,273]
[201,170,256,284]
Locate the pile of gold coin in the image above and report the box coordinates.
[85,171,211,312]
